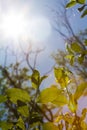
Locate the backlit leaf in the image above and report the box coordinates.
[17,117,25,130]
[52,94,67,106]
[31,70,40,89]
[78,54,84,64]
[66,54,74,65]
[66,43,73,54]
[68,94,77,112]
[38,85,61,103]
[77,0,85,4]
[6,88,30,104]
[38,85,67,106]
[18,105,29,117]
[71,42,82,53]
[66,1,76,8]
[54,68,70,88]
[74,82,87,100]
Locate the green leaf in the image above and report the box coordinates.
[40,75,48,83]
[0,95,7,103]
[70,55,75,65]
[54,68,70,88]
[54,68,63,80]
[68,94,77,112]
[71,42,82,53]
[18,105,29,117]
[31,70,40,89]
[0,121,13,130]
[74,82,87,100]
[78,54,84,64]
[66,54,74,65]
[38,85,61,103]
[76,0,85,4]
[66,1,76,8]
[38,85,67,106]
[17,117,25,130]
[43,122,58,130]
[52,94,67,106]
[66,43,73,54]
[6,88,30,104]
[81,9,87,17]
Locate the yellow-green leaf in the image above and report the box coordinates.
[38,85,61,103]
[66,43,73,54]
[17,117,25,130]
[43,122,58,130]
[31,70,40,89]
[0,121,13,130]
[52,94,67,106]
[78,54,84,64]
[66,1,76,8]
[74,82,87,100]
[54,68,70,88]
[77,0,85,4]
[18,105,29,117]
[38,85,67,106]
[66,54,74,65]
[71,42,82,53]
[6,88,30,104]
[68,94,77,113]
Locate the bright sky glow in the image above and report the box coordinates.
[28,17,51,42]
[0,10,28,41]
[0,7,52,46]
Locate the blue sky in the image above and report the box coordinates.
[0,0,87,78]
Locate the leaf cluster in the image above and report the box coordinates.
[66,0,87,18]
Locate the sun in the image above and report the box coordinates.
[1,10,28,41]
[0,8,52,50]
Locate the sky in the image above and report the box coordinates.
[0,0,87,76]
[0,0,87,112]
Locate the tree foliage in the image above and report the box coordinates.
[66,0,87,17]
[0,49,87,129]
